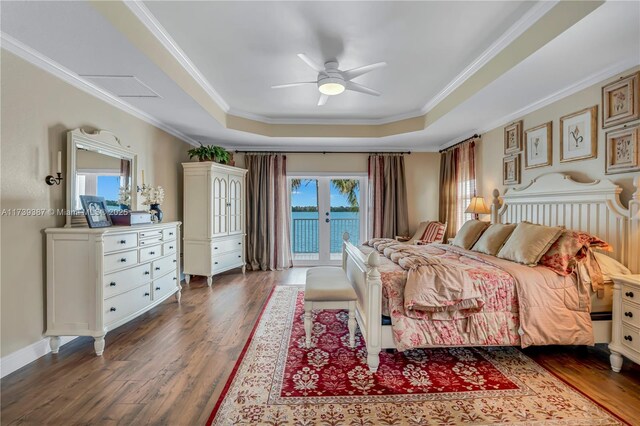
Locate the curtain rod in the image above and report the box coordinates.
[438,134,481,153]
[234,150,411,155]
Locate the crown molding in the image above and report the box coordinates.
[477,58,639,135]
[124,1,230,113]
[1,33,200,146]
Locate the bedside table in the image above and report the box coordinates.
[609,274,640,372]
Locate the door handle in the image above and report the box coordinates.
[325,218,330,223]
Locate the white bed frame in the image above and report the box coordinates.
[342,173,639,372]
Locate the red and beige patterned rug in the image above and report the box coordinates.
[208,286,622,425]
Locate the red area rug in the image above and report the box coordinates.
[208,286,622,425]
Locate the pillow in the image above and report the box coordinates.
[419,221,446,244]
[451,220,490,249]
[497,222,564,266]
[539,230,612,276]
[471,223,517,256]
[593,251,631,282]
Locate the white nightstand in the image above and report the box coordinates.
[609,274,640,372]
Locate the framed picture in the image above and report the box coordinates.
[605,124,639,174]
[560,106,597,163]
[504,120,523,154]
[525,121,552,169]
[602,72,639,129]
[503,155,520,185]
[79,195,113,228]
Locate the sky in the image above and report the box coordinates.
[291,179,359,208]
[97,175,120,203]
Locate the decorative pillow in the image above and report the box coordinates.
[497,222,564,266]
[419,221,447,244]
[451,220,490,249]
[471,223,517,256]
[539,230,612,276]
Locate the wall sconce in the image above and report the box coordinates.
[45,151,64,186]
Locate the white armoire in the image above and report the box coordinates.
[182,162,247,286]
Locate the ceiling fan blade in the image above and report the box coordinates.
[346,81,381,96]
[271,82,316,89]
[342,62,387,80]
[317,94,329,106]
[297,53,324,72]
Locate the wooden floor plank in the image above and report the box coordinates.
[2,268,639,425]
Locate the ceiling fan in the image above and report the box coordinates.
[271,53,387,106]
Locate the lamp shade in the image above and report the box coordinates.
[465,196,491,215]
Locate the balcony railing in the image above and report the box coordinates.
[291,218,360,254]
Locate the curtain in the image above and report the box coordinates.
[119,159,130,188]
[245,154,293,271]
[368,155,409,239]
[439,140,477,239]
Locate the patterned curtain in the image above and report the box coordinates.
[368,155,409,239]
[245,154,293,271]
[439,140,477,239]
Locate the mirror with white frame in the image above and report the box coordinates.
[66,129,137,227]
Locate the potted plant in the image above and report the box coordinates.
[187,144,231,164]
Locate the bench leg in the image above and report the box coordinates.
[304,302,312,348]
[348,301,356,348]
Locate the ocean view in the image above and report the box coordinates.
[291,211,361,253]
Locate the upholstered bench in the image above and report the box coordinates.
[304,267,357,348]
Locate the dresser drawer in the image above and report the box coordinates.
[104,233,138,253]
[622,302,640,328]
[104,284,152,326]
[622,323,640,354]
[163,228,177,241]
[104,263,152,299]
[213,250,244,273]
[152,271,178,301]
[152,255,177,278]
[139,237,162,246]
[140,245,162,263]
[104,250,138,273]
[213,238,243,254]
[163,241,177,256]
[139,230,162,240]
[623,285,638,305]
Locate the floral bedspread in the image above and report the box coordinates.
[360,241,520,351]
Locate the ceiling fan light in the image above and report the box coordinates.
[318,80,345,96]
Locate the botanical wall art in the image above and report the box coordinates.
[605,124,639,174]
[504,120,523,155]
[503,155,520,185]
[602,72,639,128]
[560,106,597,163]
[524,121,552,169]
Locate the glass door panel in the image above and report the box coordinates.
[290,179,320,263]
[212,172,228,237]
[228,175,243,235]
[329,179,361,260]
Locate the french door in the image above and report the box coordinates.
[289,175,367,266]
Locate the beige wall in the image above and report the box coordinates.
[477,66,640,208]
[234,152,440,233]
[0,51,191,357]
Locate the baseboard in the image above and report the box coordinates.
[0,336,78,378]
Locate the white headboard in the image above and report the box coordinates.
[491,173,639,273]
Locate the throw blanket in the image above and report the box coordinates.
[367,239,483,319]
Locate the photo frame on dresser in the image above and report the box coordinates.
[602,72,639,128]
[525,121,552,169]
[560,106,597,163]
[79,195,113,228]
[504,120,523,154]
[503,155,520,185]
[605,124,640,174]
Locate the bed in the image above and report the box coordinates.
[341,173,639,372]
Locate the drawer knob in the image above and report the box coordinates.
[109,282,116,287]
[624,335,633,341]
[110,307,116,312]
[214,261,218,265]
[238,242,241,245]
[155,267,161,271]
[625,311,634,318]
[156,286,161,291]
[169,232,174,236]
[625,291,635,298]
[214,247,218,250]
[173,277,177,281]
[144,292,150,297]
[119,239,127,244]
[173,260,177,263]
[120,258,127,263]
[169,246,174,249]
[238,255,241,258]
[150,251,155,255]
[144,271,150,275]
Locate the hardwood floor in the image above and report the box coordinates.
[2,268,639,425]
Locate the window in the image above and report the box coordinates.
[456,179,475,230]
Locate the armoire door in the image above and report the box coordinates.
[212,172,229,237]
[228,174,244,235]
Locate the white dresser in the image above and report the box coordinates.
[45,222,181,356]
[609,274,640,372]
[182,162,247,286]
